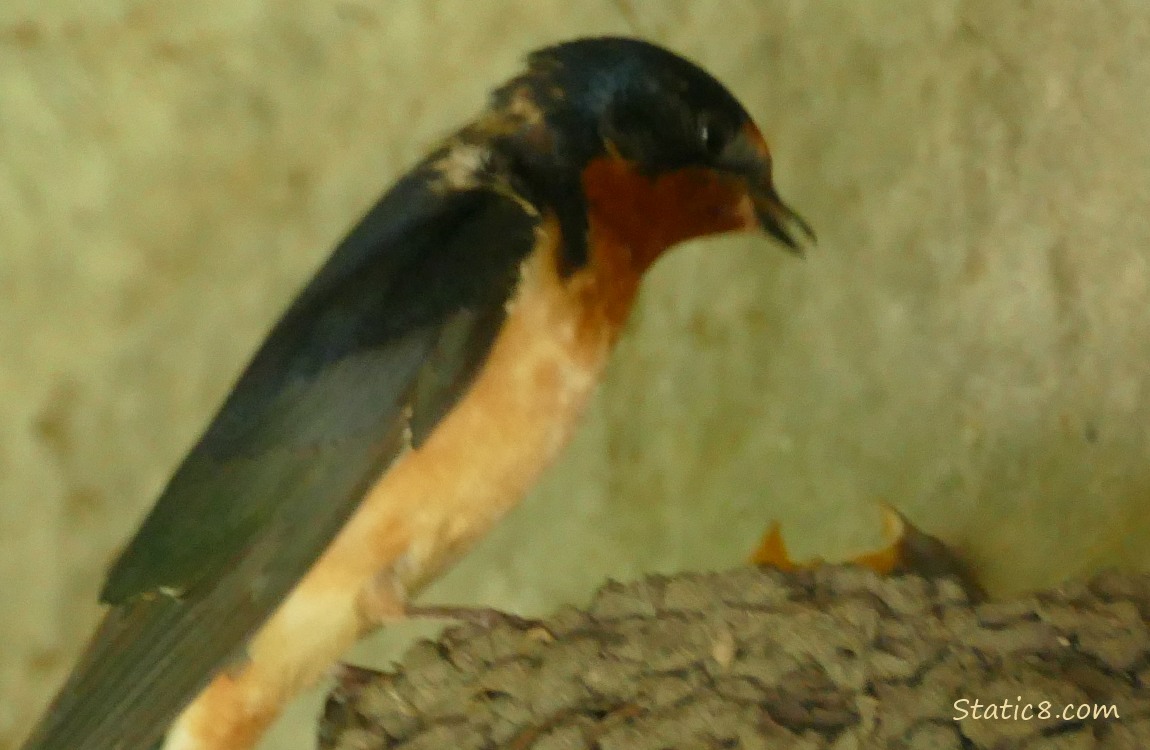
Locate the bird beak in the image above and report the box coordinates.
[751,183,816,255]
[726,123,816,254]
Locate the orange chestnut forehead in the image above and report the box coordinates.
[740,120,771,162]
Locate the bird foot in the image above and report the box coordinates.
[329,661,383,691]
[405,604,549,634]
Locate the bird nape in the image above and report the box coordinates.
[20,35,813,750]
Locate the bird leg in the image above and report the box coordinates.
[357,567,548,634]
[404,604,548,633]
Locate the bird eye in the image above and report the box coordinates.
[697,113,731,157]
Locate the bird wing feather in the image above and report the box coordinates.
[21,166,540,750]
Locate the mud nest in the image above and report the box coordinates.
[320,566,1150,749]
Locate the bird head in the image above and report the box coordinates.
[490,37,815,271]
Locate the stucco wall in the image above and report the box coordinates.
[2,2,1148,748]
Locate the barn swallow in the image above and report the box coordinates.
[751,505,986,601]
[21,36,814,750]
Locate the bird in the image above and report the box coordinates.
[20,36,814,750]
[750,506,987,601]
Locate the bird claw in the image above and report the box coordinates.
[328,661,383,691]
[405,604,550,635]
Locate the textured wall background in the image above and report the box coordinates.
[2,2,1149,749]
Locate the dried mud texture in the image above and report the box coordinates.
[321,567,1150,750]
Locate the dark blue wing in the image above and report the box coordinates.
[21,166,540,750]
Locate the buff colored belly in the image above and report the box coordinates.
[163,220,637,750]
